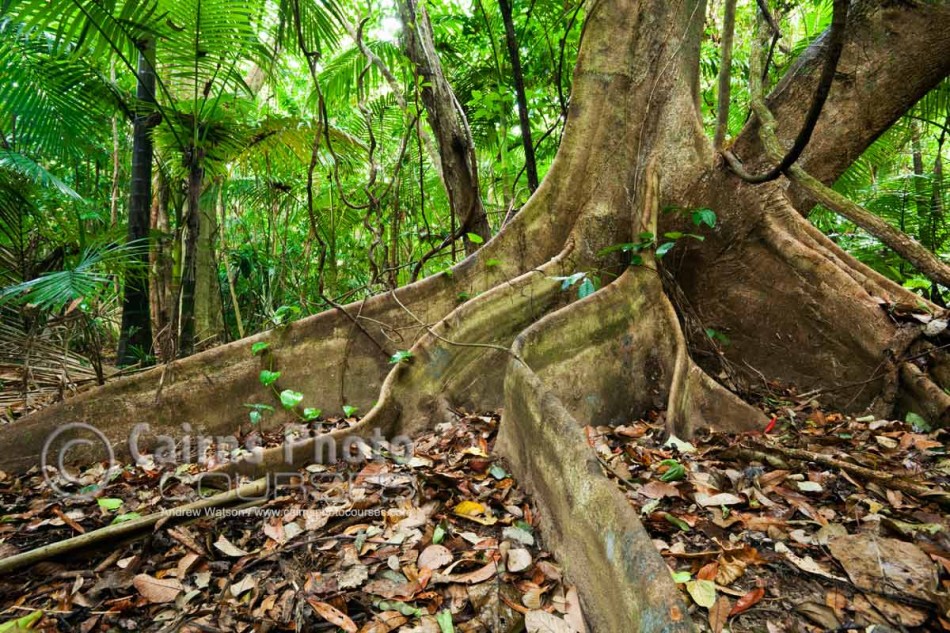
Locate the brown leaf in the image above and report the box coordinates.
[307,597,357,633]
[729,587,764,616]
[827,534,936,603]
[715,554,747,586]
[418,544,453,570]
[213,535,249,558]
[432,561,498,585]
[524,610,572,632]
[132,574,183,604]
[357,611,408,633]
[708,596,731,633]
[638,480,681,499]
[794,601,840,629]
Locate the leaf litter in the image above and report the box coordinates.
[589,399,950,631]
[0,413,585,632]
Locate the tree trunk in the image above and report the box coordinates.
[194,185,224,346]
[397,0,492,254]
[6,1,950,630]
[149,170,174,362]
[498,0,539,192]
[116,39,156,366]
[177,158,203,357]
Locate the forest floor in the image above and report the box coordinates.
[0,398,947,632]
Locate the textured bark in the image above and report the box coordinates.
[397,0,492,253]
[4,1,950,630]
[116,40,156,366]
[730,0,950,205]
[177,160,203,357]
[148,171,174,361]
[194,190,224,345]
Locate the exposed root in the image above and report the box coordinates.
[0,198,559,472]
[744,434,950,508]
[226,245,577,477]
[899,362,950,428]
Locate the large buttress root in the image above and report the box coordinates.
[230,246,578,476]
[494,265,761,632]
[0,186,564,473]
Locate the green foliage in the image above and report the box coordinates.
[0,0,943,383]
[251,342,270,355]
[259,370,281,386]
[279,389,304,409]
[390,350,413,364]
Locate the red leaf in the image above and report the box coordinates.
[728,587,765,617]
[764,416,777,434]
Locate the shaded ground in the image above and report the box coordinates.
[0,399,948,632]
[592,396,950,631]
[0,414,584,632]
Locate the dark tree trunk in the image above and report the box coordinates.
[116,40,156,366]
[397,0,492,254]
[498,0,539,192]
[177,159,203,357]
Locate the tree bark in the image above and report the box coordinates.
[498,0,539,191]
[194,185,224,345]
[149,170,174,362]
[177,159,203,357]
[116,39,156,366]
[396,0,492,254]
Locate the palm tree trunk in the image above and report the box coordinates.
[178,157,202,356]
[116,39,156,366]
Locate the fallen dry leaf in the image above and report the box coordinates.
[708,595,731,633]
[307,597,358,633]
[729,587,764,616]
[418,544,453,570]
[525,609,573,633]
[132,574,183,604]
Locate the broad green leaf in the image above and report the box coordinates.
[692,208,717,228]
[112,512,141,524]
[671,570,691,584]
[0,610,43,632]
[655,242,675,257]
[466,232,484,244]
[97,498,122,512]
[658,459,686,482]
[279,390,304,409]
[259,370,281,386]
[577,277,596,299]
[905,411,931,431]
[343,404,359,417]
[433,523,446,544]
[436,610,455,633]
[390,350,413,364]
[251,342,269,355]
[303,407,322,421]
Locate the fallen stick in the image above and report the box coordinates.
[744,438,950,509]
[0,478,268,575]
